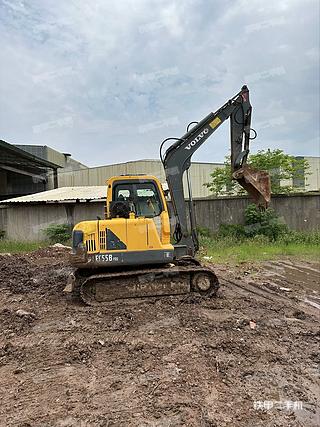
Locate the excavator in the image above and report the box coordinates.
[65,85,271,305]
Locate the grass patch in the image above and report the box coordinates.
[199,234,320,264]
[0,240,48,254]
[1,231,319,264]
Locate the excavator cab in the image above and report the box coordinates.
[109,179,163,219]
[71,175,174,267]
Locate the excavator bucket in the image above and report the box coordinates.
[232,165,271,208]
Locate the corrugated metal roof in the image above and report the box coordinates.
[1,186,106,204]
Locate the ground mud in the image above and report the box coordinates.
[0,248,319,426]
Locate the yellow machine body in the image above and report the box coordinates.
[71,175,174,267]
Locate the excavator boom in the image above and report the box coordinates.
[161,85,271,256]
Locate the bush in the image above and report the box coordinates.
[0,230,5,240]
[197,226,212,238]
[43,223,72,244]
[277,230,320,245]
[218,224,246,238]
[244,204,288,241]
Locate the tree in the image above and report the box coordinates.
[205,149,309,196]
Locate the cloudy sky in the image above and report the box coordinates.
[0,0,319,167]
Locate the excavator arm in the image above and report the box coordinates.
[161,85,271,256]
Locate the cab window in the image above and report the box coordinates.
[113,181,163,218]
[116,189,130,200]
[135,183,162,217]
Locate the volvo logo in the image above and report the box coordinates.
[185,128,209,150]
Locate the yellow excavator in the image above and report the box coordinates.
[65,85,271,305]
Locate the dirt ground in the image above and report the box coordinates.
[0,247,319,427]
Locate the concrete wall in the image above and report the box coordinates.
[3,203,105,241]
[194,193,320,232]
[1,193,319,241]
[0,207,7,234]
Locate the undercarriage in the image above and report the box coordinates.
[65,258,219,306]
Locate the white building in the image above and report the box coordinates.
[56,159,223,198]
[56,156,320,198]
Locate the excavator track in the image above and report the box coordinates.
[71,260,219,306]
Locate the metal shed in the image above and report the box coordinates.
[0,139,60,200]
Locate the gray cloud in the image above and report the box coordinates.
[0,0,319,167]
